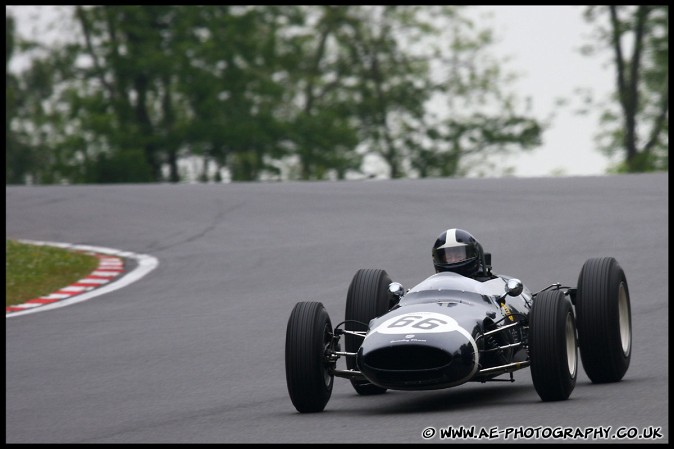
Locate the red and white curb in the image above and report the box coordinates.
[6,240,159,318]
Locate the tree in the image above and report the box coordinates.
[278,6,362,180]
[6,11,73,184]
[583,5,668,172]
[7,6,544,184]
[337,6,430,179]
[336,6,542,178]
[6,14,22,183]
[71,5,183,182]
[176,6,297,181]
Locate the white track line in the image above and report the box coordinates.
[6,240,159,318]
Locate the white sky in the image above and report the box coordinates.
[472,6,616,177]
[7,5,617,178]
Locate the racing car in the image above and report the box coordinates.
[285,230,632,413]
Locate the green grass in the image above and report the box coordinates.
[5,240,100,307]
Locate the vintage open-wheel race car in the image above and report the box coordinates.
[285,241,631,413]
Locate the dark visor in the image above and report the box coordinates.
[437,245,477,264]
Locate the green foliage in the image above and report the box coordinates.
[6,6,545,183]
[583,5,668,173]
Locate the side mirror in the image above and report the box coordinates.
[497,278,523,306]
[388,282,405,298]
[505,278,523,297]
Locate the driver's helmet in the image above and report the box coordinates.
[432,228,482,277]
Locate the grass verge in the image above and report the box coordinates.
[5,240,100,307]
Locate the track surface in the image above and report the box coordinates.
[6,174,668,443]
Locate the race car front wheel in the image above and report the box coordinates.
[576,257,632,383]
[285,301,334,413]
[529,289,578,401]
[345,268,392,395]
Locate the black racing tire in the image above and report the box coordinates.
[285,302,334,413]
[345,268,393,395]
[576,257,632,383]
[529,289,578,402]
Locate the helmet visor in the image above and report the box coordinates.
[436,245,478,264]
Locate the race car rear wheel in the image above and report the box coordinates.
[529,289,578,401]
[345,268,393,395]
[285,301,334,413]
[576,257,632,383]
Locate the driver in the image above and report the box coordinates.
[432,228,491,280]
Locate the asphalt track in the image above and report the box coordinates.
[5,173,668,443]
